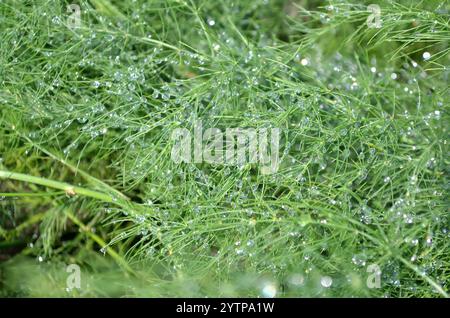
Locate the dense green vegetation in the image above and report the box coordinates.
[0,0,449,297]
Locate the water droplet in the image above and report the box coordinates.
[300,58,309,66]
[426,157,436,168]
[351,254,367,267]
[288,273,305,286]
[147,247,155,256]
[391,72,398,80]
[384,176,391,183]
[207,18,215,26]
[403,214,414,224]
[261,282,277,298]
[114,71,123,81]
[423,52,431,61]
[52,16,61,25]
[320,276,333,288]
[235,248,244,256]
[135,215,146,223]
[370,67,377,73]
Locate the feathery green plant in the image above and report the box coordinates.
[0,0,449,297]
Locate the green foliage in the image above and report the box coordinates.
[0,0,449,297]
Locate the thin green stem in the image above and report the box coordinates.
[397,256,449,298]
[0,170,114,204]
[20,133,129,200]
[64,210,135,275]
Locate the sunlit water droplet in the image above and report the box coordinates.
[261,282,277,298]
[423,52,431,61]
[320,276,333,288]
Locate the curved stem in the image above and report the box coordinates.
[397,256,449,298]
[65,210,135,275]
[0,170,114,204]
[19,133,128,200]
